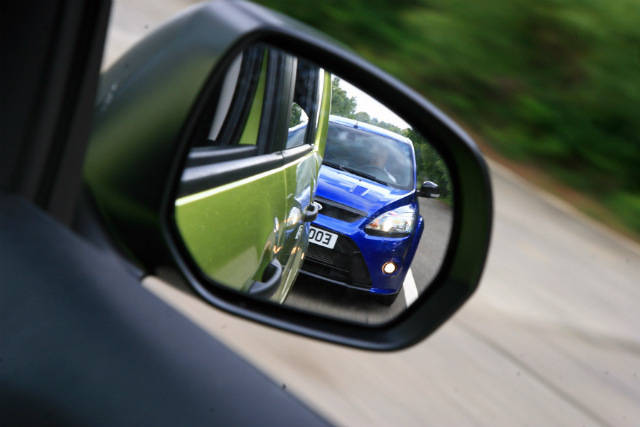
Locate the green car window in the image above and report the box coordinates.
[192,46,269,149]
[286,59,320,149]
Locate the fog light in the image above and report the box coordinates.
[382,261,397,275]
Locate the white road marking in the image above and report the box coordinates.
[402,268,419,307]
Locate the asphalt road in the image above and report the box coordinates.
[111,2,640,426]
[284,199,452,324]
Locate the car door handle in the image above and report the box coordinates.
[302,202,321,222]
[248,259,282,297]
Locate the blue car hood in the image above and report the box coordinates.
[315,165,413,216]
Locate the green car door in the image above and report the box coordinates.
[174,45,330,303]
[274,66,332,302]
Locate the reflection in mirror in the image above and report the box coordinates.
[173,44,453,325]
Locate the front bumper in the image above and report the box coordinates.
[300,213,423,295]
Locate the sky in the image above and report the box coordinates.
[338,77,410,130]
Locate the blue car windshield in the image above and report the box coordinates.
[323,122,414,190]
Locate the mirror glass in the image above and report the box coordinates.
[173,44,453,324]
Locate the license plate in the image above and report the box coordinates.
[308,226,338,249]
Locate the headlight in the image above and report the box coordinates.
[365,205,416,236]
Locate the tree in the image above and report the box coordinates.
[368,118,403,135]
[352,111,371,123]
[288,103,302,128]
[330,77,357,117]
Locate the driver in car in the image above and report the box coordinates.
[370,145,398,184]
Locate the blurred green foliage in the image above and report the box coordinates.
[258,0,640,233]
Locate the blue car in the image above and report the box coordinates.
[301,116,438,305]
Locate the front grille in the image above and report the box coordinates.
[306,244,336,266]
[302,230,371,289]
[315,197,364,223]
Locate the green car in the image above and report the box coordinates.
[174,45,331,303]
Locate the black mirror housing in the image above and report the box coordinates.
[84,0,493,351]
[419,181,440,198]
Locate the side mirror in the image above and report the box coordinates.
[84,0,492,351]
[419,181,440,198]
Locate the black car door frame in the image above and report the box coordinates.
[0,1,109,224]
[0,2,332,426]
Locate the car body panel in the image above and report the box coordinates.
[175,163,287,291]
[316,165,413,216]
[277,70,332,301]
[175,56,278,292]
[277,154,314,301]
[175,59,331,301]
[313,71,333,158]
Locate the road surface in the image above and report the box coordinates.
[108,2,640,426]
